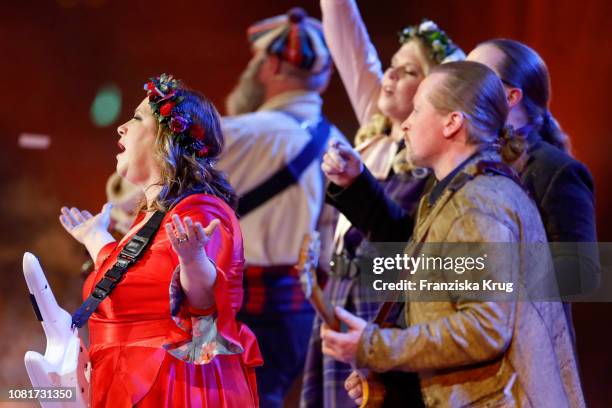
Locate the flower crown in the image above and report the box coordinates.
[144,73,209,157]
[399,19,464,64]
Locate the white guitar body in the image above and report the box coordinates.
[23,252,91,407]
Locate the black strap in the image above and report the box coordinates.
[71,211,166,328]
[237,113,332,217]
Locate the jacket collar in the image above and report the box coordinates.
[412,149,501,243]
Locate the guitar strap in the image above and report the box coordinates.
[71,211,166,328]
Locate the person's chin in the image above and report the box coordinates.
[377,96,393,117]
[116,162,128,179]
[378,98,406,122]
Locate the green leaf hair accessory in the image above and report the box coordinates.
[399,19,465,64]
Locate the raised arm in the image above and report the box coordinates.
[165,195,246,314]
[322,141,415,241]
[326,167,414,242]
[321,0,384,125]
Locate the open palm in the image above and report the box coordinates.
[59,203,112,245]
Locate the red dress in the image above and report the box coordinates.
[83,194,262,407]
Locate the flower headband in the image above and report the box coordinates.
[399,19,465,64]
[144,73,209,157]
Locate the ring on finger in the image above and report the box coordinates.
[177,236,189,244]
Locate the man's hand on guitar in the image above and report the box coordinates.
[321,306,367,364]
[345,370,364,406]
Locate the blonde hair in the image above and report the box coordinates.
[410,37,438,75]
[354,113,392,146]
[427,61,525,162]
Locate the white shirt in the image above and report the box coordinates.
[217,91,345,266]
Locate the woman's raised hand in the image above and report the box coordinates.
[166,215,219,310]
[59,203,113,245]
[165,214,219,264]
[59,203,116,261]
[321,139,364,188]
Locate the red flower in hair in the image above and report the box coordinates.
[197,146,209,157]
[159,102,175,117]
[191,124,205,141]
[145,81,161,98]
[169,116,189,133]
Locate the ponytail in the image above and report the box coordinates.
[481,39,573,155]
[498,125,527,164]
[539,110,571,153]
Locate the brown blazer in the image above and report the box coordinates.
[357,151,584,407]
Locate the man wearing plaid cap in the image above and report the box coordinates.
[217,7,346,407]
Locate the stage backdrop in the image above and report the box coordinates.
[1,0,610,406]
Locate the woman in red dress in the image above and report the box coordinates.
[59,74,262,407]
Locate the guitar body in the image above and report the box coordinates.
[360,373,386,408]
[359,318,424,407]
[368,371,424,407]
[23,252,91,407]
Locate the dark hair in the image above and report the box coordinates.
[147,89,238,211]
[482,39,570,152]
[428,61,522,161]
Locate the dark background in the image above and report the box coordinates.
[1,0,610,406]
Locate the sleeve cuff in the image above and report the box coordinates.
[164,264,243,364]
[326,167,376,205]
[186,303,216,316]
[357,322,377,369]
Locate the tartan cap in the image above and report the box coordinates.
[247,7,330,74]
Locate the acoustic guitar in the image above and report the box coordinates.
[296,234,386,408]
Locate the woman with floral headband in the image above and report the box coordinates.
[59,74,261,407]
[300,1,464,406]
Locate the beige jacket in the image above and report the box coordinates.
[357,151,584,407]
